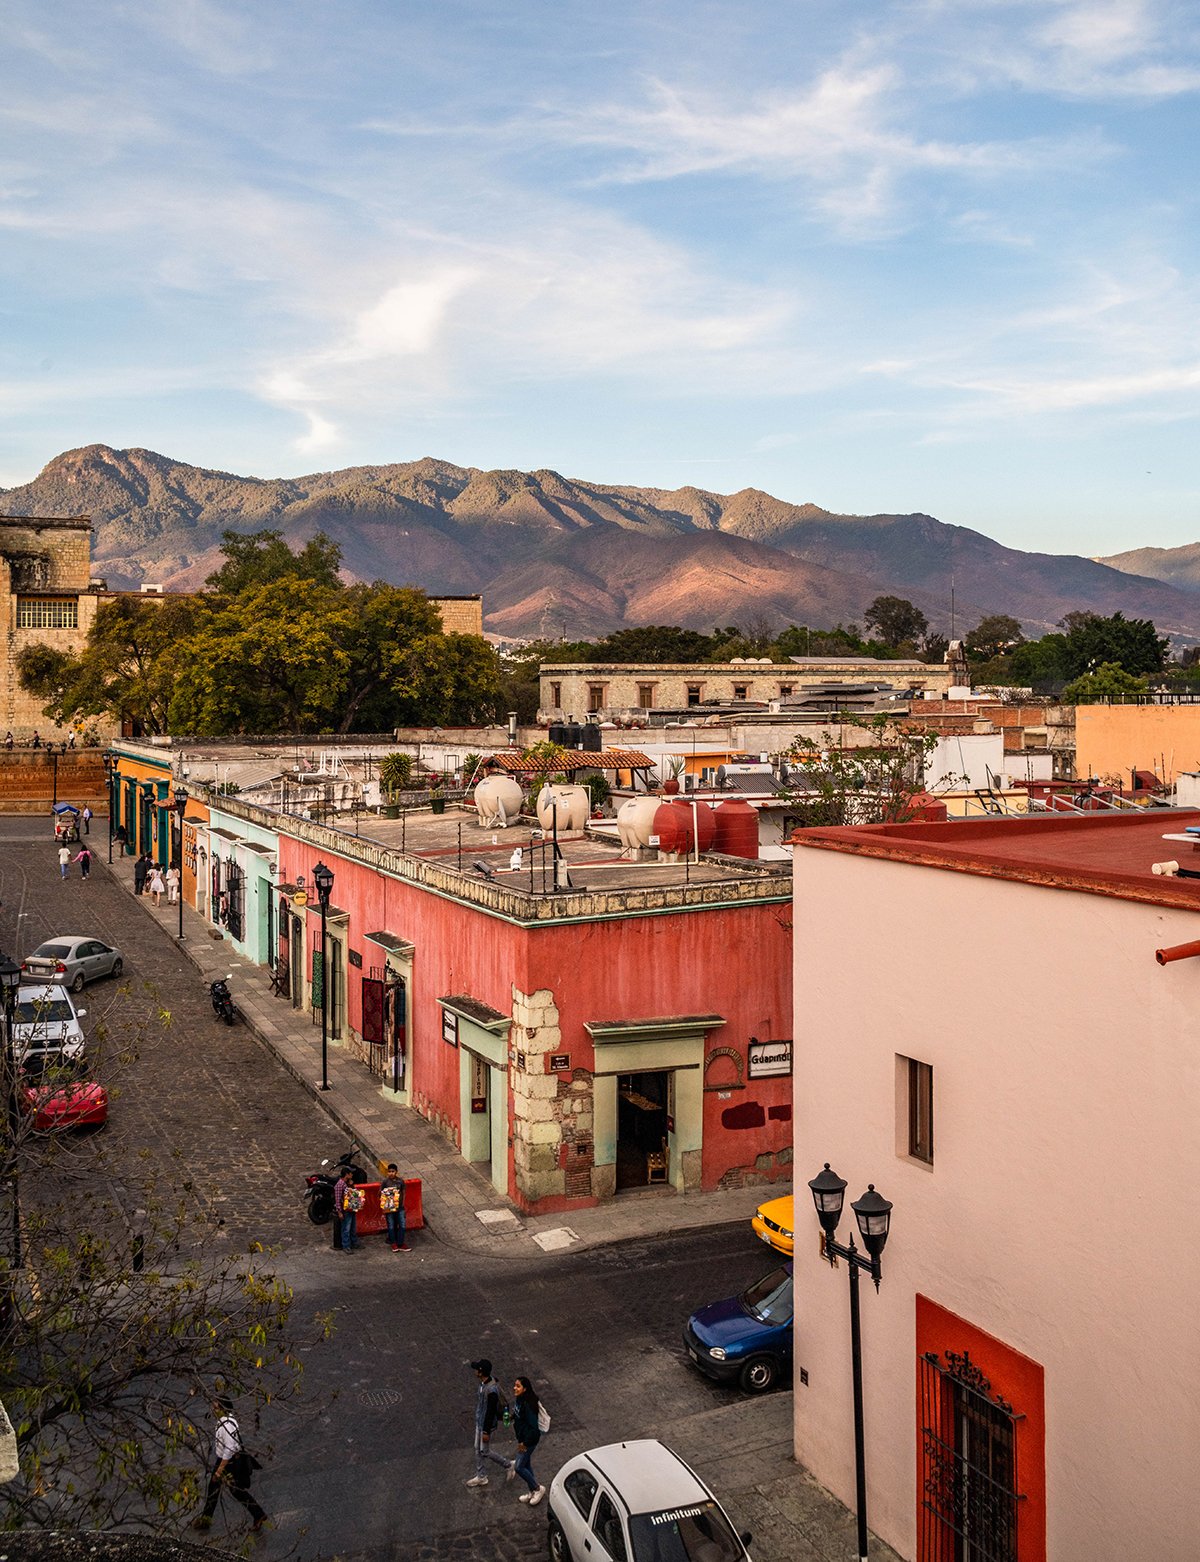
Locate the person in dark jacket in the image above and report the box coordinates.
[465,1359,515,1488]
[133,852,151,896]
[510,1376,545,1506]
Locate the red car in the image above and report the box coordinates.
[20,1058,108,1131]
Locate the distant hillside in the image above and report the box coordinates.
[1097,542,1200,595]
[4,444,1200,640]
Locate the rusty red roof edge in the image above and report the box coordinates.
[790,811,1200,912]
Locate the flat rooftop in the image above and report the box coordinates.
[793,810,1200,911]
[352,806,772,893]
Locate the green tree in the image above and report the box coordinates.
[392,633,504,725]
[337,583,445,732]
[1057,611,1168,678]
[1061,661,1150,703]
[965,614,1025,662]
[16,596,199,736]
[205,528,342,596]
[169,578,353,734]
[863,596,928,650]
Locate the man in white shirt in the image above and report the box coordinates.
[192,1396,267,1534]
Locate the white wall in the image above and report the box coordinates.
[924,731,1005,793]
[792,846,1200,1561]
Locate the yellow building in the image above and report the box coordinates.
[1074,703,1200,786]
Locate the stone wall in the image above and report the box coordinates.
[430,596,484,636]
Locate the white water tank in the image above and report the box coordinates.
[474,775,524,828]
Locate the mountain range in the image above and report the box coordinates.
[5,444,1200,643]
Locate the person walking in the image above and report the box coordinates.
[466,1359,515,1488]
[57,843,70,880]
[380,1163,409,1252]
[81,804,92,834]
[192,1396,267,1534]
[67,730,76,749]
[166,864,180,904]
[133,852,150,896]
[510,1377,546,1505]
[31,731,40,749]
[334,1168,361,1252]
[74,845,92,882]
[3,732,12,750]
[148,865,166,906]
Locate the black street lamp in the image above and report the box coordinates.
[102,752,115,864]
[173,786,189,940]
[0,953,22,1282]
[312,862,335,1091]
[808,1163,893,1562]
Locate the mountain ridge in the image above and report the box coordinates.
[4,443,1200,641]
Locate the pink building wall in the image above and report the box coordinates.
[792,846,1200,1562]
[277,831,792,1207]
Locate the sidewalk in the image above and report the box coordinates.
[104,844,771,1259]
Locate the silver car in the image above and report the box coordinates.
[23,937,124,993]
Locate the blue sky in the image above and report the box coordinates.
[3,0,1200,557]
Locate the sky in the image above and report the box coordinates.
[3,0,1200,558]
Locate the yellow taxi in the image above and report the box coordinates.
[751,1193,794,1256]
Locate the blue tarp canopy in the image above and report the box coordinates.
[52,803,79,815]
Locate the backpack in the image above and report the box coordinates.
[536,1401,552,1434]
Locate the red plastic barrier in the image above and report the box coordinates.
[352,1179,425,1236]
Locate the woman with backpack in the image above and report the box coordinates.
[511,1376,547,1507]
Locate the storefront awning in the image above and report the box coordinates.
[439,994,510,1033]
[364,931,415,954]
[586,1014,725,1043]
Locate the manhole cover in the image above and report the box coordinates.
[359,1387,402,1408]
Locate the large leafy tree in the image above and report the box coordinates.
[965,614,1024,662]
[1057,610,1168,678]
[863,596,929,649]
[16,596,200,735]
[205,528,343,596]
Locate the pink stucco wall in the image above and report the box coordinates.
[792,845,1200,1562]
[276,832,793,1205]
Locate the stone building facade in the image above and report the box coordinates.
[1,514,104,736]
[430,595,484,636]
[540,656,952,719]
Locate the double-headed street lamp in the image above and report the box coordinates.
[172,786,189,940]
[808,1163,893,1562]
[312,862,335,1091]
[0,954,22,1284]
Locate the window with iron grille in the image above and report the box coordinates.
[17,596,78,629]
[225,862,245,941]
[920,1349,1022,1562]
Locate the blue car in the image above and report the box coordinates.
[683,1263,793,1393]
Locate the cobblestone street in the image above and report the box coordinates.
[0,819,337,1249]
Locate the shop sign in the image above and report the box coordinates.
[748,1038,792,1079]
[442,1009,458,1047]
[292,891,308,907]
[471,1055,488,1113]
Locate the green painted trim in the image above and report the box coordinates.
[455,1016,509,1069]
[440,999,510,1035]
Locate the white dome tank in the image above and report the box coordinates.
[474,775,524,828]
[616,795,660,851]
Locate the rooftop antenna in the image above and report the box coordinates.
[950,574,956,641]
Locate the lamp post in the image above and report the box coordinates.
[172,786,189,940]
[808,1163,893,1562]
[0,954,22,1281]
[312,862,334,1091]
[102,752,115,864]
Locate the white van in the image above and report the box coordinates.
[12,983,86,1063]
[547,1441,752,1562]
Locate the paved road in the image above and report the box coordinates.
[0,819,340,1247]
[0,821,798,1562]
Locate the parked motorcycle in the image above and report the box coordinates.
[304,1142,369,1225]
[209,975,235,1026]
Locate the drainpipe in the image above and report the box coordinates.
[1155,940,1200,966]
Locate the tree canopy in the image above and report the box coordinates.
[17,531,504,736]
[863,595,929,650]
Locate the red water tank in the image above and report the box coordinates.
[906,792,949,823]
[713,798,758,859]
[670,798,716,851]
[652,802,690,854]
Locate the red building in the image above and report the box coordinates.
[266,804,793,1214]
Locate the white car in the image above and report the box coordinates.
[547,1440,752,1562]
[11,983,87,1064]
